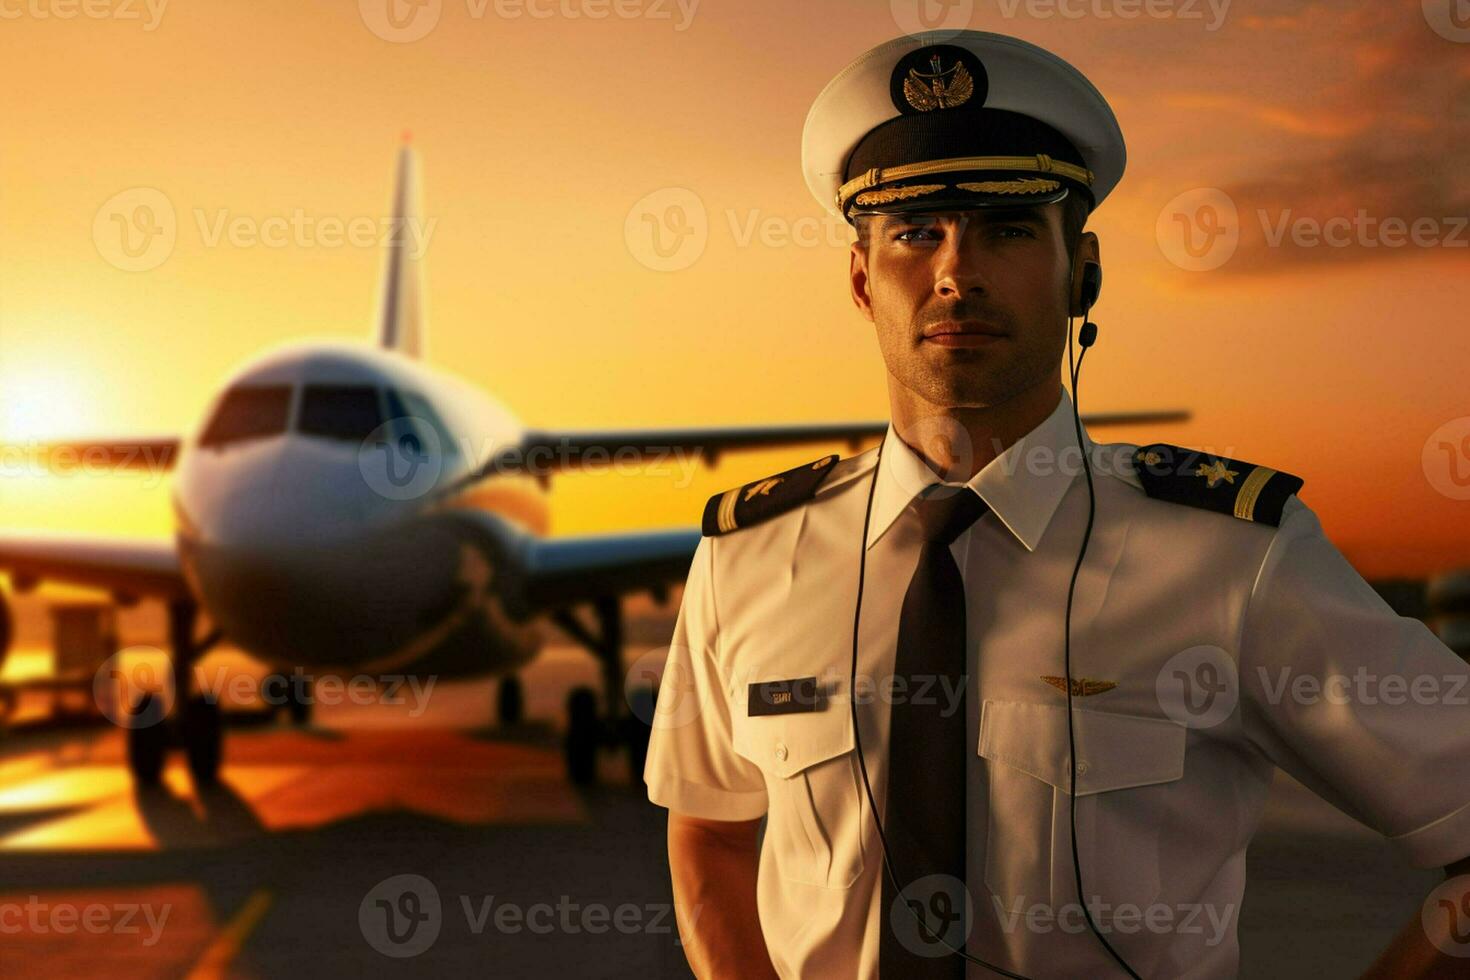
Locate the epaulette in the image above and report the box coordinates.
[702,454,840,536]
[1130,443,1303,527]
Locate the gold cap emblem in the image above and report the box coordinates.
[903,55,975,112]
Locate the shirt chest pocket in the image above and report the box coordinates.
[732,705,867,889]
[978,700,1186,914]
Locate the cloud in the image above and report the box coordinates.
[1162,0,1470,274]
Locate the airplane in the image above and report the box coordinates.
[0,143,1191,789]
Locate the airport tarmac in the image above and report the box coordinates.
[0,594,1442,979]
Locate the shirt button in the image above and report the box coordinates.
[1076,760,1090,775]
[774,742,788,762]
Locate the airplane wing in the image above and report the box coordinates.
[4,438,180,473]
[519,527,702,613]
[453,410,1191,488]
[439,507,700,616]
[0,532,187,600]
[493,422,890,474]
[443,408,1190,612]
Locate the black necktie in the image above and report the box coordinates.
[880,484,988,978]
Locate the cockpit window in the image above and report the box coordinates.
[298,384,384,443]
[385,389,460,458]
[199,385,293,448]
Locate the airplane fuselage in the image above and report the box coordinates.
[173,341,549,679]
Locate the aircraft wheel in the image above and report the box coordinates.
[183,698,222,787]
[498,674,524,727]
[287,683,312,726]
[565,686,599,785]
[0,586,11,671]
[268,673,312,726]
[127,693,168,786]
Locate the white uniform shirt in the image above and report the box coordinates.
[644,387,1470,978]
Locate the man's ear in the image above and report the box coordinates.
[1080,230,1100,269]
[849,241,875,323]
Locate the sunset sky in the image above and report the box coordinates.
[1,0,1467,578]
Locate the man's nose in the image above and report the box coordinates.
[933,235,990,298]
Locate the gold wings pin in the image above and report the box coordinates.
[903,61,975,112]
[1040,675,1118,697]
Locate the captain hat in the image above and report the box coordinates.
[802,30,1126,222]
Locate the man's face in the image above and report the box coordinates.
[849,203,1086,409]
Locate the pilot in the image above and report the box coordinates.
[643,30,1470,979]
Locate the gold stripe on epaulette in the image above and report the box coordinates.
[956,178,1061,195]
[717,487,741,533]
[1234,466,1276,521]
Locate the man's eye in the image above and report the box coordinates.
[996,225,1035,239]
[894,227,940,243]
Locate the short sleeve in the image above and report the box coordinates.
[643,535,769,820]
[1240,496,1470,868]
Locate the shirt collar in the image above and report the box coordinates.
[864,387,1093,552]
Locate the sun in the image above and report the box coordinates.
[0,364,94,442]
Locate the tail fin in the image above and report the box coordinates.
[376,138,425,359]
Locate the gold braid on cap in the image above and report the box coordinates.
[837,154,1093,211]
[956,178,1062,195]
[853,183,946,207]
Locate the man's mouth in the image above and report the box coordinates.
[920,320,1009,348]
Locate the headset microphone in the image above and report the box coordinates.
[1077,261,1102,350]
[1063,256,1142,979]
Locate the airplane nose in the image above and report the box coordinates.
[176,436,395,551]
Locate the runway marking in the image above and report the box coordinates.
[184,886,273,979]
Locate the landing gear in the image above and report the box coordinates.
[565,686,598,785]
[623,684,655,784]
[497,674,524,727]
[263,672,313,725]
[127,692,168,786]
[551,596,655,787]
[183,698,223,786]
[123,599,223,789]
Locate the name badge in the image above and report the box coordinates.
[748,676,820,716]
